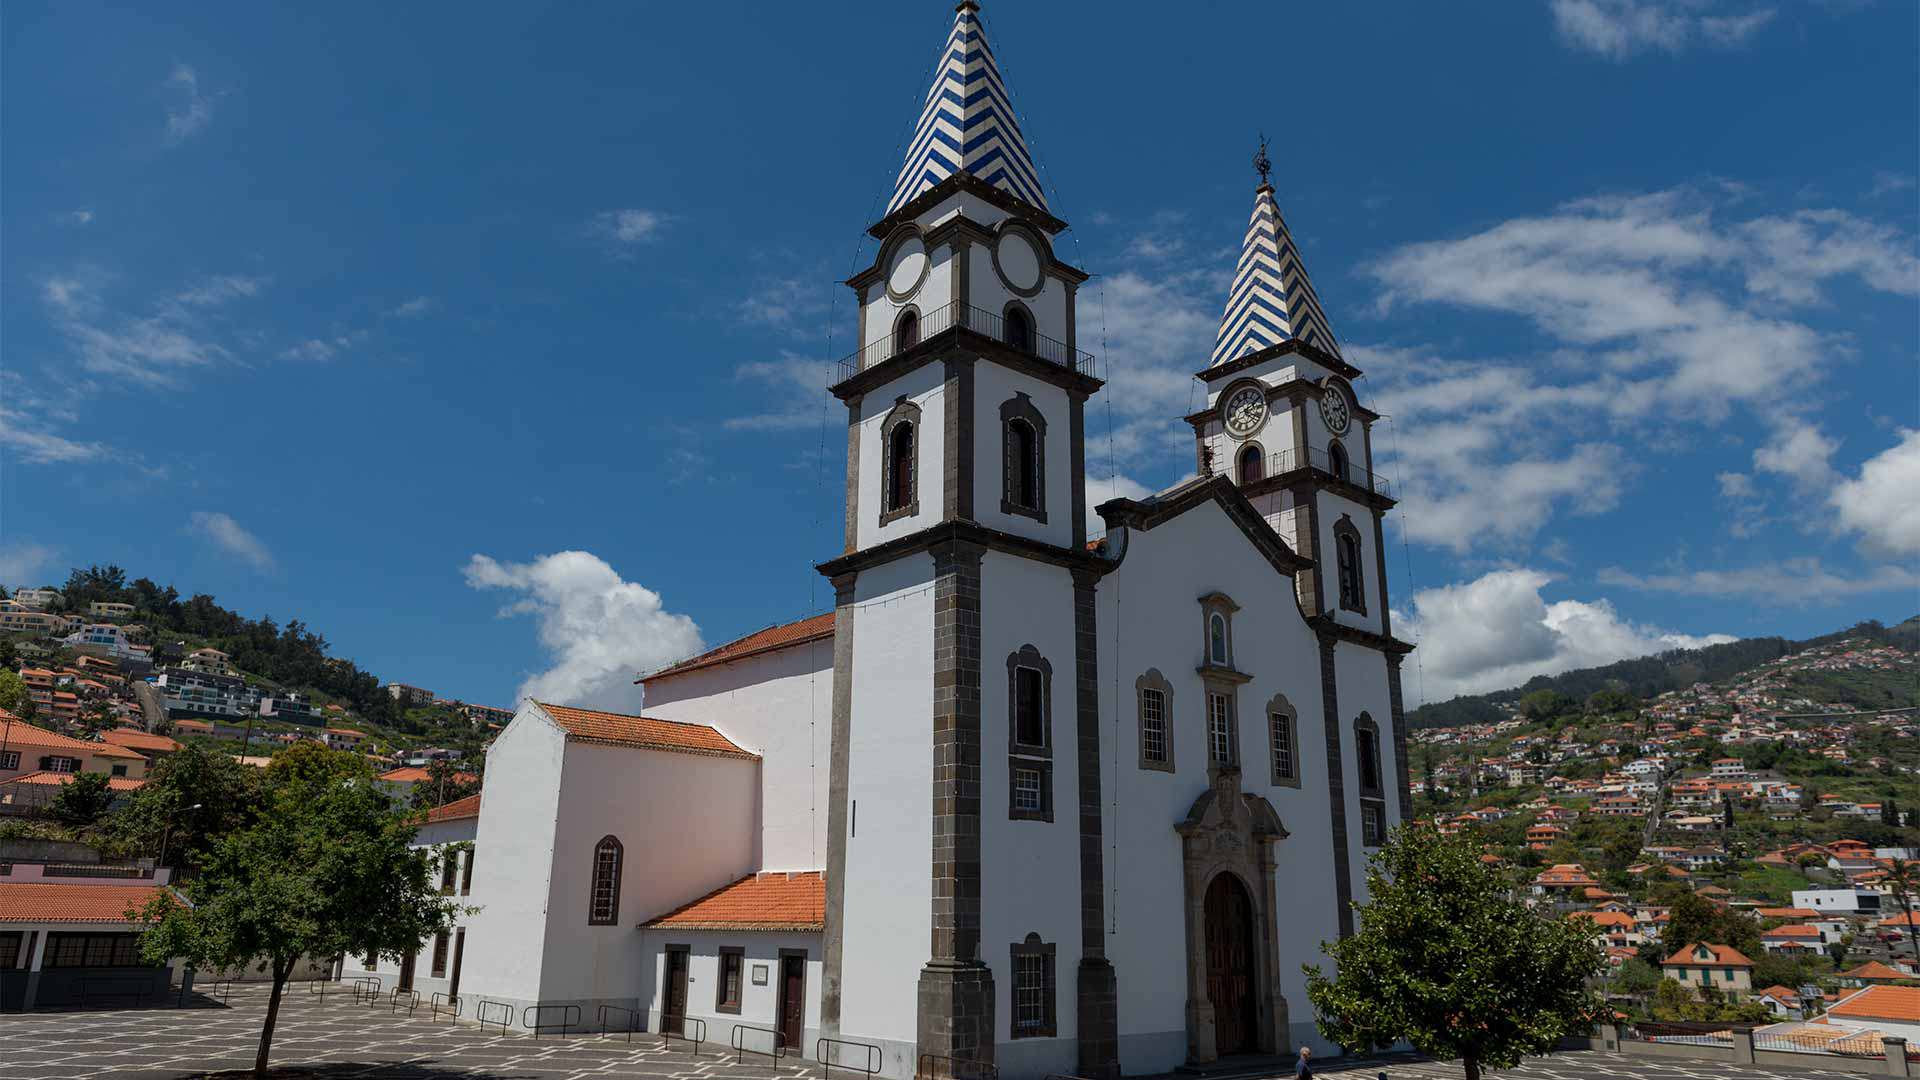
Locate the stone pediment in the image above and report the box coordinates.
[1176,767,1288,844]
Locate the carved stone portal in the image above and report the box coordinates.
[1176,766,1289,1064]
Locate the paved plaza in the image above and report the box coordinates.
[0,984,1865,1080]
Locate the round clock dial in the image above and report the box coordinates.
[1223,386,1268,437]
[1320,388,1351,435]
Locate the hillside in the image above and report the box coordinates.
[1410,616,1920,729]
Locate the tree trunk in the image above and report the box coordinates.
[255,962,289,1078]
[1462,1057,1480,1080]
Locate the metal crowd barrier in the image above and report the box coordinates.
[597,1003,640,1042]
[430,991,461,1021]
[349,975,382,1004]
[661,1014,707,1054]
[390,987,421,1016]
[817,1036,883,1079]
[730,1023,787,1065]
[475,998,513,1035]
[523,1002,581,1038]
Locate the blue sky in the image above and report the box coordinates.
[4,0,1916,712]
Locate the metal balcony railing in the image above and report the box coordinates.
[836,301,1096,384]
[1247,445,1392,497]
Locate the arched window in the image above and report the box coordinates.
[1333,516,1366,614]
[1237,445,1263,485]
[1003,305,1034,353]
[588,835,623,925]
[1328,440,1349,482]
[1356,716,1382,791]
[1209,612,1229,666]
[1355,713,1387,847]
[887,422,915,512]
[894,309,919,354]
[999,393,1048,522]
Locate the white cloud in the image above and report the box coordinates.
[1716,471,1756,499]
[163,64,214,144]
[278,330,368,363]
[1550,0,1776,60]
[737,277,826,329]
[591,209,668,254]
[1598,557,1920,604]
[0,408,114,465]
[40,273,265,387]
[64,210,94,226]
[1395,569,1736,706]
[189,511,274,571]
[1831,429,1920,557]
[728,351,834,431]
[464,551,704,712]
[391,296,435,317]
[1752,419,1838,491]
[1084,472,1157,538]
[0,543,57,586]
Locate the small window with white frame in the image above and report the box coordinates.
[1007,645,1054,821]
[1136,669,1174,773]
[1010,933,1056,1038]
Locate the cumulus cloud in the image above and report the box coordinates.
[1396,569,1735,706]
[190,511,274,571]
[590,209,668,255]
[464,551,704,712]
[163,64,215,143]
[0,543,57,586]
[1598,557,1920,604]
[728,351,835,431]
[1084,471,1158,538]
[1550,0,1776,60]
[1831,429,1920,557]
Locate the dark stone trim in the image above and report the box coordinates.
[1094,475,1313,577]
[869,171,1068,240]
[991,222,1049,298]
[1387,657,1412,823]
[999,392,1049,524]
[1305,615,1417,657]
[1073,564,1117,1076]
[1006,644,1054,824]
[1070,394,1087,550]
[1317,632,1355,938]
[944,356,975,522]
[1371,510,1393,639]
[816,518,1104,582]
[1197,674,1245,774]
[1009,934,1058,1039]
[820,571,858,1037]
[1239,467,1397,513]
[1135,668,1175,774]
[588,835,624,925]
[831,328,1103,402]
[919,538,993,1066]
[952,235,972,311]
[1181,377,1323,427]
[879,397,923,528]
[844,396,863,555]
[1293,482,1325,617]
[1198,591,1240,668]
[1195,336,1364,384]
[876,224,930,302]
[1265,692,1302,789]
[1332,515,1368,616]
[1064,281,1078,356]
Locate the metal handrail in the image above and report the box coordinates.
[730,1022,788,1065]
[523,1002,581,1038]
[431,991,461,1021]
[475,999,513,1035]
[350,975,382,1004]
[661,1014,707,1054]
[306,978,330,1002]
[818,1036,883,1079]
[1259,445,1391,497]
[597,1003,640,1042]
[917,1053,999,1080]
[42,863,154,879]
[390,987,421,1016]
[835,300,1096,384]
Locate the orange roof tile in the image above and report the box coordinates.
[1,770,146,791]
[1762,924,1822,939]
[0,720,145,759]
[379,766,432,783]
[99,728,182,754]
[1663,942,1754,968]
[1755,907,1820,919]
[644,613,833,681]
[1828,985,1920,1023]
[424,793,481,823]
[537,702,756,760]
[1841,961,1910,981]
[1572,911,1636,929]
[0,882,177,923]
[643,871,825,931]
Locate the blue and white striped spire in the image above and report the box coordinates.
[886,2,1048,216]
[1209,181,1341,367]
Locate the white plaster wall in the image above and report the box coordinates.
[1333,643,1397,906]
[636,931,824,1048]
[971,360,1074,547]
[643,642,834,872]
[967,245,1070,351]
[864,247,958,356]
[857,361,949,551]
[542,743,759,1003]
[839,556,936,1057]
[458,707,566,1005]
[977,550,1082,1070]
[1094,499,1348,1069]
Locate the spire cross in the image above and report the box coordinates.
[1253,134,1272,188]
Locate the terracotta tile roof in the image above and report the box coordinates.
[642,871,825,931]
[1755,907,1820,919]
[0,720,144,759]
[1,770,146,791]
[1841,961,1909,981]
[1532,864,1599,887]
[99,728,182,754]
[424,793,481,823]
[380,766,432,783]
[1663,942,1754,968]
[536,703,756,760]
[0,882,178,923]
[1828,985,1920,1023]
[1762,924,1822,939]
[1572,911,1636,930]
[643,613,833,681]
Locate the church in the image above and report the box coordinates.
[342,5,1416,1077]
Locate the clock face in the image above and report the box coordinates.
[1223,386,1268,437]
[1320,387,1351,435]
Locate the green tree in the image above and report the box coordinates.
[50,771,116,826]
[407,757,481,811]
[1661,889,1761,958]
[108,743,261,871]
[1585,688,1637,715]
[1611,957,1663,995]
[0,669,26,715]
[1518,689,1578,722]
[1305,826,1605,1080]
[131,744,465,1078]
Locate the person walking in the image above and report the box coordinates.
[1295,1045,1313,1079]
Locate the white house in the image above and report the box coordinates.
[433,8,1414,1080]
[1792,889,1885,916]
[338,794,481,1004]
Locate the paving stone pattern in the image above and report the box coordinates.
[0,984,1861,1080]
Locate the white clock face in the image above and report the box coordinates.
[1223,386,1268,437]
[1320,388,1351,435]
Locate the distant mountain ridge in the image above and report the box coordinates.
[1407,615,1920,729]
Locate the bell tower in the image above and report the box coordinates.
[818,4,1118,1078]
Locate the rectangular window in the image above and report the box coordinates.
[1207,692,1235,766]
[1361,802,1384,847]
[1270,712,1294,780]
[430,932,450,978]
[461,848,474,896]
[440,850,458,894]
[1013,766,1045,814]
[366,952,377,972]
[1141,688,1167,765]
[1014,667,1044,747]
[46,757,78,774]
[717,948,744,1013]
[1011,939,1056,1038]
[0,751,18,770]
[44,932,147,968]
[111,764,128,777]
[0,932,20,969]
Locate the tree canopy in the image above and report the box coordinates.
[1661,889,1761,959]
[49,771,115,827]
[1305,825,1606,1080]
[107,742,263,871]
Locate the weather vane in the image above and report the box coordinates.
[1253,134,1272,187]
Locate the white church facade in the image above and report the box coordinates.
[347,6,1415,1077]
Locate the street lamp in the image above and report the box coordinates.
[158,801,203,870]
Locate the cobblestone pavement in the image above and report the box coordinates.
[0,985,1862,1080]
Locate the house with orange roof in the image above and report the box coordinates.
[98,727,183,761]
[0,718,149,785]
[1760,923,1824,954]
[1531,864,1600,899]
[1822,984,1920,1042]
[1838,960,1914,988]
[1755,984,1804,1019]
[1661,942,1755,997]
[0,880,183,1009]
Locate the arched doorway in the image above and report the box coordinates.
[1204,873,1257,1055]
